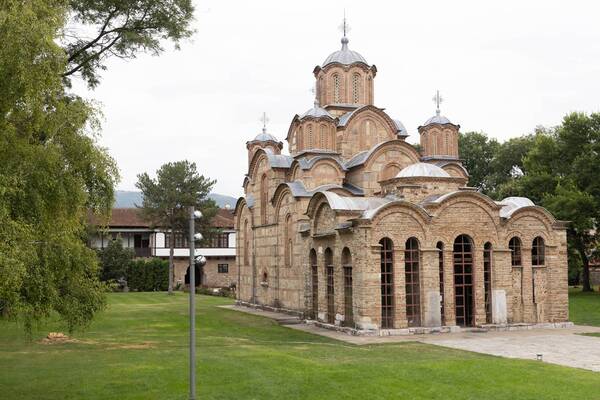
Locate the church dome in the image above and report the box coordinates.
[301,100,333,119]
[322,37,368,67]
[397,163,451,178]
[253,131,279,142]
[423,114,453,126]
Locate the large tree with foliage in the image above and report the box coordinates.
[0,0,118,331]
[504,113,600,292]
[1,0,195,332]
[136,161,218,294]
[63,0,194,88]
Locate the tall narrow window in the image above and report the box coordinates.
[333,74,340,103]
[307,124,313,149]
[532,237,545,266]
[243,220,249,266]
[298,127,303,151]
[436,241,445,324]
[380,238,394,329]
[483,242,493,324]
[320,125,327,149]
[509,237,522,266]
[453,235,474,327]
[284,214,292,267]
[310,249,318,319]
[405,237,421,327]
[352,73,360,103]
[260,174,268,224]
[325,248,335,324]
[342,247,353,327]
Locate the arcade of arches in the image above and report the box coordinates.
[235,32,569,332]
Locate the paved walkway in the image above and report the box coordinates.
[222,305,600,372]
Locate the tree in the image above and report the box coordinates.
[0,0,119,331]
[63,0,194,88]
[506,113,600,292]
[136,161,218,294]
[97,238,134,281]
[458,132,500,192]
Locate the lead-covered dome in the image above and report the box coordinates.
[322,37,368,67]
[423,114,453,126]
[397,162,451,178]
[253,131,279,142]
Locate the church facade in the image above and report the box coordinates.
[234,33,569,332]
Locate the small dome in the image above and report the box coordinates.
[423,114,453,126]
[498,197,535,218]
[301,100,333,119]
[253,131,279,142]
[397,163,451,178]
[323,37,368,67]
[393,119,408,136]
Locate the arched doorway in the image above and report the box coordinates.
[380,237,394,329]
[185,264,202,287]
[483,242,493,323]
[404,237,421,327]
[453,235,474,327]
[342,247,353,327]
[310,249,318,319]
[324,248,334,324]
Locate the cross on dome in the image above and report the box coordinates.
[432,90,443,116]
[260,112,269,134]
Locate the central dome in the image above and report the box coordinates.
[397,163,451,178]
[322,37,368,67]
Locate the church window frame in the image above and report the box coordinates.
[380,237,394,329]
[352,73,361,103]
[260,174,268,225]
[483,242,493,323]
[342,247,353,327]
[532,236,545,266]
[509,237,522,266]
[325,248,335,324]
[405,237,421,327]
[333,74,340,103]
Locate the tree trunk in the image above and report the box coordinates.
[168,225,174,295]
[576,238,593,292]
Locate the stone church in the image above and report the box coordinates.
[234,31,569,333]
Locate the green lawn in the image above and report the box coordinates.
[2,293,600,399]
[569,286,600,326]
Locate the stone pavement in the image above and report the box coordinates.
[222,305,600,372]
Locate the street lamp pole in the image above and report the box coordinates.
[188,206,196,400]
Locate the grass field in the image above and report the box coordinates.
[2,292,600,400]
[569,286,600,326]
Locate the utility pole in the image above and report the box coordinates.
[188,206,196,400]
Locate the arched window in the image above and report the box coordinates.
[436,241,445,324]
[380,237,394,329]
[509,237,522,266]
[320,125,327,149]
[260,174,268,224]
[367,76,373,103]
[325,248,335,324]
[284,214,292,267]
[352,73,361,103]
[405,237,421,327]
[453,234,474,327]
[307,124,313,149]
[532,237,545,266]
[297,127,304,151]
[342,247,353,327]
[310,249,318,319]
[483,242,493,323]
[333,74,340,103]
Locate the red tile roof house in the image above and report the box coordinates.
[88,208,237,289]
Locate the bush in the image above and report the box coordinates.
[127,258,169,292]
[97,239,134,282]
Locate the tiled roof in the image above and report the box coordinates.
[89,207,234,229]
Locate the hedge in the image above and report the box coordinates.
[127,258,169,292]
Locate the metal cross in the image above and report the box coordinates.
[432,90,443,116]
[339,11,350,37]
[260,112,269,133]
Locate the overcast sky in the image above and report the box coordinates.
[73,0,600,198]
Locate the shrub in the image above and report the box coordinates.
[127,258,169,292]
[97,239,134,282]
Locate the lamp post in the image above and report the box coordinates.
[188,207,205,400]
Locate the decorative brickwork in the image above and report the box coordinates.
[234,33,569,333]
